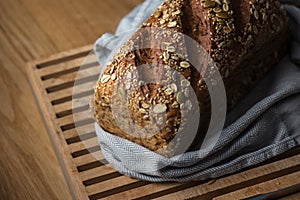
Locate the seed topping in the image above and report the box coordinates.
[180,61,190,68]
[101,74,110,83]
[167,21,177,28]
[153,104,167,114]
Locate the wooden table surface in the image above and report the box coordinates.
[0,0,143,199]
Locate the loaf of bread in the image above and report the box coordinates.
[92,0,289,156]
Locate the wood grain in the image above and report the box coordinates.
[0,0,143,199]
[214,171,300,199]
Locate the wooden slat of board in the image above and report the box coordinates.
[79,165,117,182]
[38,56,86,77]
[73,151,104,167]
[48,82,94,103]
[53,101,90,118]
[39,55,99,80]
[68,137,99,154]
[64,131,96,144]
[54,101,75,115]
[153,154,300,200]
[103,182,183,200]
[34,45,93,69]
[57,110,92,128]
[60,118,94,133]
[42,70,80,91]
[63,123,94,139]
[42,63,100,90]
[215,171,300,200]
[85,176,141,196]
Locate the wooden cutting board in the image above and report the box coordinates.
[26,45,300,200]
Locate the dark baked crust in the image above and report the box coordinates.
[92,0,289,156]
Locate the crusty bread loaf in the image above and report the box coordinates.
[92,0,289,156]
